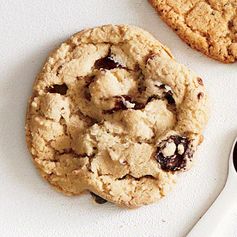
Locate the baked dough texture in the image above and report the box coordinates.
[149,0,237,63]
[25,25,208,207]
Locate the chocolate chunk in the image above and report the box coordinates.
[120,95,132,101]
[90,192,107,204]
[121,95,145,109]
[48,83,68,95]
[103,81,176,114]
[147,95,160,103]
[94,55,124,70]
[123,96,145,109]
[164,91,175,105]
[158,84,166,89]
[150,83,175,105]
[104,89,175,114]
[133,102,146,109]
[103,95,146,114]
[155,135,192,171]
[103,96,129,114]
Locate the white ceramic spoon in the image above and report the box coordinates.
[187,137,237,237]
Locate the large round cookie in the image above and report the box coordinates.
[149,0,237,63]
[26,25,208,208]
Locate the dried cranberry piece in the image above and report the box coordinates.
[48,83,68,95]
[155,135,192,171]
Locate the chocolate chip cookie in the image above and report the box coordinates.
[25,25,209,208]
[149,0,237,63]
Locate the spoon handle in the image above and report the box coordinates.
[186,180,236,237]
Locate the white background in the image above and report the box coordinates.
[0,1,237,236]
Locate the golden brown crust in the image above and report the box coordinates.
[149,0,237,63]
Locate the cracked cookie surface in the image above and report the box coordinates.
[25,25,209,208]
[149,0,237,63]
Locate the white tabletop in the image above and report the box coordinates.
[1,1,237,236]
